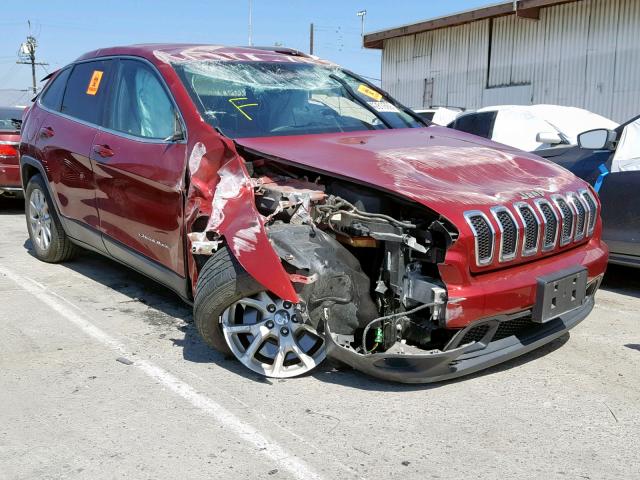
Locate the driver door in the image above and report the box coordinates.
[92,58,188,283]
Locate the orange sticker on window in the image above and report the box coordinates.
[357,84,382,101]
[86,70,104,95]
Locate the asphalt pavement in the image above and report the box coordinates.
[1,195,639,480]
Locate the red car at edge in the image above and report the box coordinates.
[0,106,23,197]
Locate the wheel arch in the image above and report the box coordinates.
[19,156,63,216]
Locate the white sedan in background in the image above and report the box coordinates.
[447,104,618,152]
[413,107,462,126]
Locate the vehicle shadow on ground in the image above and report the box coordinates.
[0,196,24,214]
[21,237,265,380]
[600,264,640,299]
[23,238,194,326]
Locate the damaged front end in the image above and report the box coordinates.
[187,140,517,382]
[185,135,605,383]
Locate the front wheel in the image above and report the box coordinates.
[193,247,326,378]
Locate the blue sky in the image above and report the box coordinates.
[0,0,492,98]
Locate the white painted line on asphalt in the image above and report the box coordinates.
[0,265,326,480]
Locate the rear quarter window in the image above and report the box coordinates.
[61,60,113,125]
[40,67,71,112]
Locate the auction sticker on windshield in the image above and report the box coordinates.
[368,101,399,113]
[357,84,383,101]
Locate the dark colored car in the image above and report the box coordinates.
[537,115,640,268]
[0,106,24,197]
[19,44,608,383]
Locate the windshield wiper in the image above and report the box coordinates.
[328,73,392,129]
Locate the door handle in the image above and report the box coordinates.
[93,144,114,158]
[39,126,55,138]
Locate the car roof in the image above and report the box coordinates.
[75,44,326,65]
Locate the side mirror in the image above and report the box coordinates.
[536,131,562,145]
[578,128,615,150]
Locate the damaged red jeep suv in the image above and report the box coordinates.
[20,45,608,383]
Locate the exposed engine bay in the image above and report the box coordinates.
[230,151,459,356]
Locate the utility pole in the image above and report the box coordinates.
[357,10,367,47]
[17,22,48,95]
[248,0,253,46]
[309,23,314,55]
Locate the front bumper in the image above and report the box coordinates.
[326,285,598,384]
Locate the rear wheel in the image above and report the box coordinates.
[25,174,78,263]
[194,247,326,378]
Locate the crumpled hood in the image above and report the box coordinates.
[236,126,584,223]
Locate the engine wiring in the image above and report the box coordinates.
[361,302,435,354]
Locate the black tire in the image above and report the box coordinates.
[25,174,78,263]
[193,246,265,355]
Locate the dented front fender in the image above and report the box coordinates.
[185,136,298,302]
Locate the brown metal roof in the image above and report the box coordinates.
[363,0,579,48]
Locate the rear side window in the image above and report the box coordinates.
[449,111,497,139]
[40,68,71,112]
[61,60,113,125]
[106,59,176,140]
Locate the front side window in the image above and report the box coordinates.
[61,60,113,125]
[172,61,422,138]
[40,67,71,112]
[106,60,176,139]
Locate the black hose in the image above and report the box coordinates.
[361,302,435,354]
[329,196,416,229]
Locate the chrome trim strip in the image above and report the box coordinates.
[490,205,519,262]
[567,192,587,242]
[513,201,540,257]
[551,194,575,247]
[533,198,558,252]
[579,188,598,236]
[463,210,495,267]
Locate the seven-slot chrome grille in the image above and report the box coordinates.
[464,191,598,268]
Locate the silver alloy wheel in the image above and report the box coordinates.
[29,188,52,252]
[221,291,326,378]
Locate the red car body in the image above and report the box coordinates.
[0,107,23,195]
[19,45,608,382]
